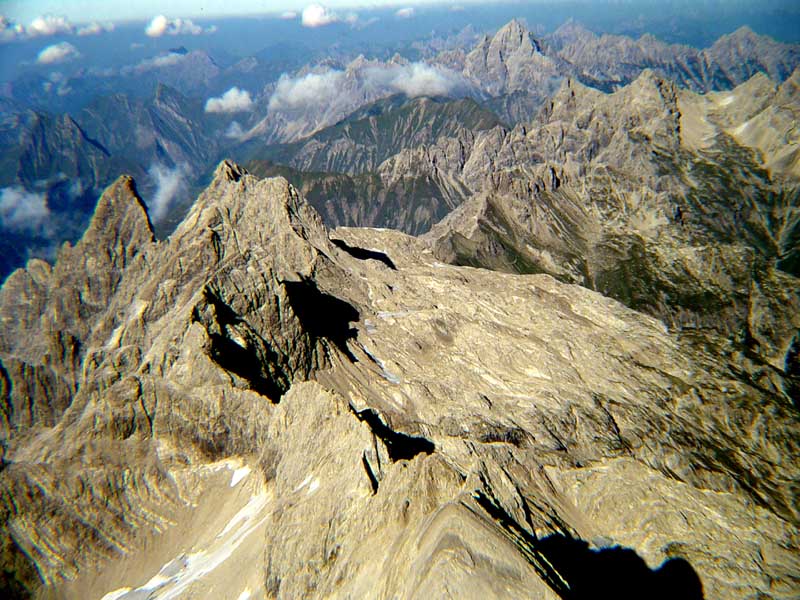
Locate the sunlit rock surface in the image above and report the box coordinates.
[0,162,797,599]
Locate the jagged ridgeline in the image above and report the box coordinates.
[424,70,800,384]
[0,14,799,600]
[3,19,800,282]
[243,68,800,389]
[1,158,798,599]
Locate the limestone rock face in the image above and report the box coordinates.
[1,162,797,600]
[703,26,800,87]
[424,71,800,384]
[0,175,154,435]
[545,21,800,93]
[464,20,561,96]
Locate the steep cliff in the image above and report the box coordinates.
[1,162,797,599]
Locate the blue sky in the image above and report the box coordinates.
[1,0,471,23]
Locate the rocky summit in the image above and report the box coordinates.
[1,158,798,599]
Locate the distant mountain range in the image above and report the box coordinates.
[1,19,799,281]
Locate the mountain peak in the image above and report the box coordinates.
[213,159,248,183]
[493,18,540,52]
[174,161,332,282]
[498,18,527,36]
[552,18,594,39]
[730,25,758,39]
[81,175,154,260]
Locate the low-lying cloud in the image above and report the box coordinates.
[42,71,73,95]
[0,186,49,231]
[205,87,254,113]
[37,42,80,65]
[372,63,467,97]
[225,121,246,138]
[134,52,186,71]
[395,8,415,19]
[301,5,339,27]
[145,15,212,37]
[268,61,467,115]
[0,16,25,42]
[147,163,189,223]
[269,70,346,111]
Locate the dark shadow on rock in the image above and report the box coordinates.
[0,534,40,600]
[331,238,397,270]
[784,333,800,409]
[473,491,704,600]
[351,406,434,461]
[282,279,359,361]
[195,288,290,402]
[207,331,287,401]
[536,534,704,600]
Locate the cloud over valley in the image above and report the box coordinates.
[205,87,254,113]
[147,163,190,223]
[37,42,80,65]
[0,186,50,231]
[268,61,469,115]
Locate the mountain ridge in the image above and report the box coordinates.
[1,161,798,598]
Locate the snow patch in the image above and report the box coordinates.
[294,474,313,492]
[103,491,271,599]
[733,120,750,136]
[230,466,251,487]
[100,588,133,600]
[362,345,401,384]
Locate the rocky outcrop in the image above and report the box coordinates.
[246,160,471,236]
[425,71,800,381]
[0,83,221,280]
[1,161,798,599]
[242,95,503,176]
[0,175,154,436]
[704,26,800,87]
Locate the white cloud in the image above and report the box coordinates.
[37,42,80,65]
[280,11,298,20]
[135,52,186,71]
[0,187,49,230]
[225,121,246,138]
[147,163,189,222]
[77,21,115,36]
[27,15,73,37]
[395,8,415,19]
[301,4,344,28]
[145,15,171,37]
[0,14,107,42]
[269,70,346,111]
[267,61,467,116]
[205,87,254,113]
[145,15,210,37]
[366,62,467,97]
